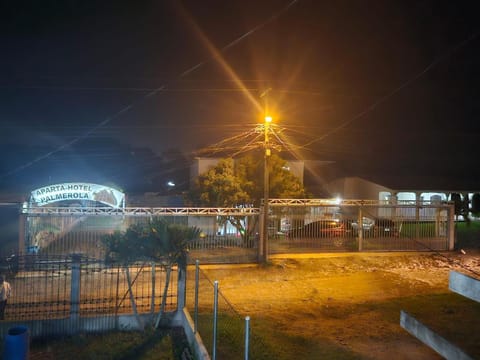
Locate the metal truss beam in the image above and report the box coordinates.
[22,207,260,216]
[21,199,454,215]
[267,198,454,208]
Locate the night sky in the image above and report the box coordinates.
[1,0,479,193]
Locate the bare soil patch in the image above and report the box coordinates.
[195,251,480,359]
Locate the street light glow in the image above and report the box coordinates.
[265,116,272,123]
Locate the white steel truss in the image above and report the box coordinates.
[22,207,260,216]
[22,199,454,216]
[267,198,454,208]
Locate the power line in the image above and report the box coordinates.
[0,85,262,93]
[0,0,299,181]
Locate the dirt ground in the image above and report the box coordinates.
[195,251,480,359]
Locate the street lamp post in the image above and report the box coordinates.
[259,88,272,263]
[261,115,272,262]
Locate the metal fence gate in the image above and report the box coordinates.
[0,254,177,338]
[20,200,455,265]
[20,207,261,264]
[267,199,455,253]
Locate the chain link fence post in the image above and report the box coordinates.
[194,259,200,333]
[212,280,218,360]
[244,316,250,360]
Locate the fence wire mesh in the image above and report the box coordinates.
[186,263,269,360]
[21,202,454,268]
[2,255,177,324]
[22,212,260,264]
[268,202,453,253]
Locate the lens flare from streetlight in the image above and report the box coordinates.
[177,4,262,113]
[265,116,273,123]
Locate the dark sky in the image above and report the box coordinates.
[0,0,479,192]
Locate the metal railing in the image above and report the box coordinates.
[267,200,455,253]
[19,201,455,266]
[0,255,177,338]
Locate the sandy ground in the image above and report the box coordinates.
[192,251,480,359]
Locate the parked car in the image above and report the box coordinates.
[350,217,400,237]
[286,219,348,238]
[372,218,400,237]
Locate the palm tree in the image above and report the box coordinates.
[102,219,200,329]
[102,224,148,328]
[145,219,200,328]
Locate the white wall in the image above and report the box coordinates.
[326,177,393,200]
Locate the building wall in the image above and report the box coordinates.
[189,158,222,188]
[326,177,393,200]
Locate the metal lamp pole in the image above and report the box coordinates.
[259,88,272,263]
[262,115,272,262]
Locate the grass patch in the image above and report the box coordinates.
[196,312,363,360]
[400,222,436,237]
[456,220,480,249]
[28,328,190,360]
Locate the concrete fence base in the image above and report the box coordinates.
[0,313,164,339]
[172,308,210,360]
[400,311,473,360]
[0,310,208,359]
[449,271,480,302]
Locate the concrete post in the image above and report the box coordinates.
[415,194,421,239]
[358,207,363,252]
[258,205,266,263]
[400,311,473,360]
[70,254,81,333]
[177,264,186,311]
[448,204,455,250]
[18,214,26,255]
[449,271,480,303]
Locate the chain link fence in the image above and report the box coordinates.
[268,200,454,253]
[0,254,177,338]
[186,261,270,360]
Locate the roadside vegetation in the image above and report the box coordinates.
[29,327,189,360]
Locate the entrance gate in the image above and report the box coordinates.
[267,199,455,254]
[20,206,261,263]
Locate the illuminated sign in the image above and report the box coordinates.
[30,183,125,208]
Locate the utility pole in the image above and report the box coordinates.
[260,88,272,263]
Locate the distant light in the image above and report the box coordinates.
[335,197,342,205]
[265,116,272,123]
[282,165,290,171]
[167,181,175,187]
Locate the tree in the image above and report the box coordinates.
[471,193,480,216]
[145,219,200,327]
[102,224,147,328]
[189,154,308,241]
[102,219,200,329]
[451,193,462,219]
[451,193,470,223]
